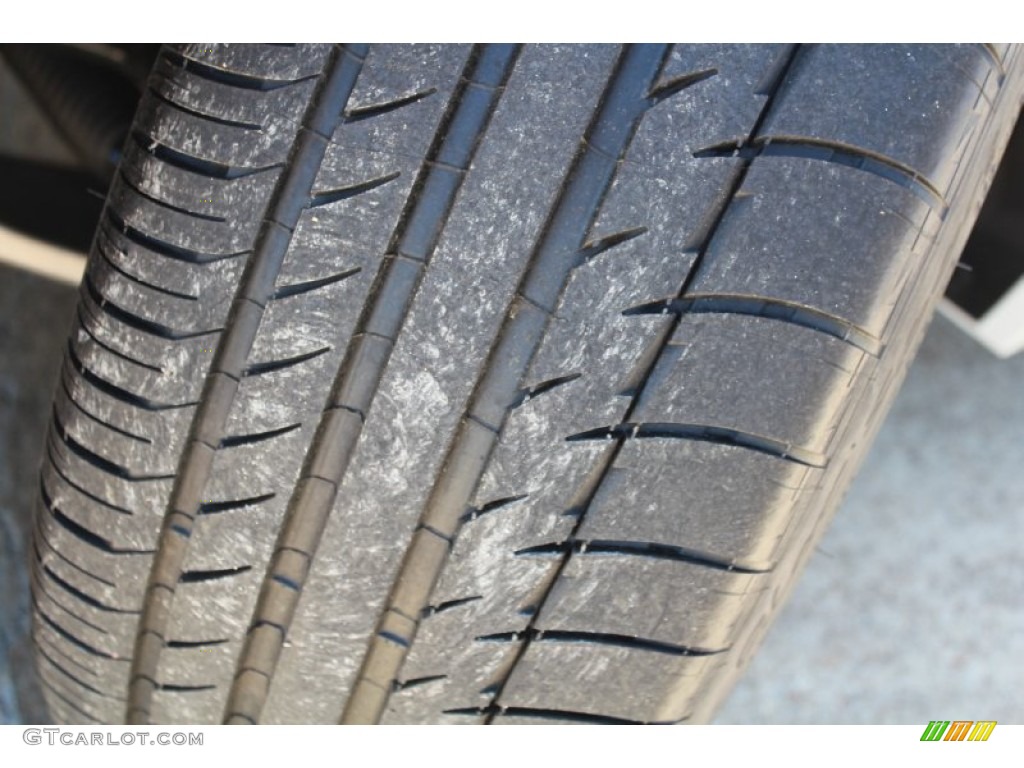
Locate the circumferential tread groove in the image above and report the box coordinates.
[223,43,522,726]
[469,46,805,724]
[341,43,690,725]
[36,43,1020,727]
[128,43,369,724]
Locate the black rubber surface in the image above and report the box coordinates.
[31,43,1024,725]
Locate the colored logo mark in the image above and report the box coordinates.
[920,721,996,741]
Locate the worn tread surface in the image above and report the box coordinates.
[31,43,1024,724]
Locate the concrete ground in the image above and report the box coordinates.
[0,52,1021,726]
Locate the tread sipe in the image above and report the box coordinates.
[32,43,1024,725]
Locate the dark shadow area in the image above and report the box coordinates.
[946,110,1024,318]
[0,155,103,252]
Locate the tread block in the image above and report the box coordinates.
[149,687,222,726]
[117,143,278,234]
[414,550,555,650]
[165,572,262,642]
[133,96,295,172]
[764,45,991,194]
[56,389,177,478]
[33,536,137,614]
[535,554,764,651]
[75,295,220,400]
[332,44,470,157]
[149,61,314,136]
[265,44,620,725]
[176,44,331,83]
[36,510,153,583]
[576,439,814,568]
[496,639,712,722]
[33,614,132,679]
[95,222,249,311]
[37,668,121,722]
[689,157,937,338]
[633,313,868,458]
[154,642,238,698]
[32,577,132,657]
[58,360,183,449]
[41,460,162,549]
[182,438,316,570]
[87,253,217,338]
[382,640,518,725]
